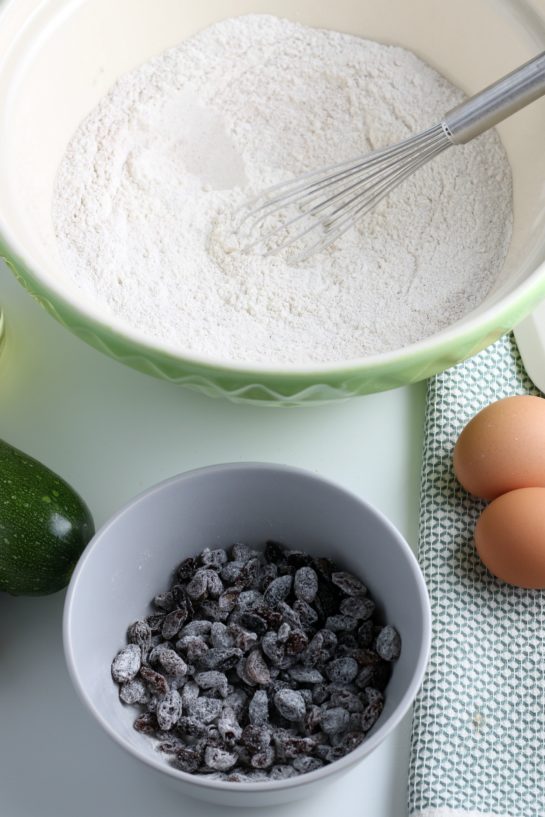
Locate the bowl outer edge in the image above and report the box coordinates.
[63,461,432,794]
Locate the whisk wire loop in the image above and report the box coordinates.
[233,50,545,259]
[237,124,452,258]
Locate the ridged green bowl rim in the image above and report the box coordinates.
[2,224,545,403]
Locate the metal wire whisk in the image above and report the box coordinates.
[237,52,545,261]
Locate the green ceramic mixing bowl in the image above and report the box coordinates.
[1,0,545,406]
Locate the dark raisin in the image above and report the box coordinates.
[357,620,374,647]
[133,712,157,734]
[237,590,263,611]
[111,644,141,683]
[210,622,234,649]
[264,541,286,564]
[286,550,314,568]
[261,631,285,666]
[251,746,276,769]
[371,660,391,691]
[145,613,165,633]
[176,635,209,662]
[241,724,272,753]
[273,689,306,721]
[331,571,367,596]
[156,738,183,754]
[200,548,228,569]
[286,629,308,656]
[360,696,384,732]
[172,745,202,773]
[239,612,268,636]
[263,575,293,607]
[302,704,322,735]
[177,716,209,739]
[248,689,269,725]
[204,746,238,771]
[313,556,337,579]
[218,707,242,744]
[171,584,191,610]
[154,591,175,611]
[198,600,228,622]
[326,656,359,685]
[224,689,248,719]
[119,678,148,705]
[355,666,376,689]
[340,596,375,620]
[277,622,290,643]
[375,625,401,661]
[177,556,197,581]
[204,569,224,598]
[277,601,302,629]
[304,631,325,667]
[363,687,384,706]
[229,624,259,653]
[312,683,329,705]
[293,566,318,603]
[292,756,323,773]
[221,562,244,584]
[329,689,363,712]
[180,681,199,709]
[244,650,271,686]
[269,764,297,780]
[316,579,341,617]
[192,697,223,724]
[325,614,357,632]
[186,571,208,601]
[320,706,350,735]
[231,543,254,562]
[288,667,324,684]
[218,588,240,612]
[162,608,187,639]
[337,632,358,650]
[194,670,229,696]
[258,563,278,591]
[140,665,169,695]
[156,689,182,730]
[178,619,211,637]
[319,629,338,655]
[342,731,365,752]
[148,643,170,664]
[254,605,283,629]
[127,620,152,654]
[236,557,261,589]
[293,599,319,630]
[198,647,243,671]
[157,649,188,678]
[273,732,316,760]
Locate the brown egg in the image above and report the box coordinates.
[474,487,545,588]
[453,395,545,500]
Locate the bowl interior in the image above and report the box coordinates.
[64,464,430,790]
[1,0,545,365]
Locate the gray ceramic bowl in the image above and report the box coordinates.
[63,463,431,807]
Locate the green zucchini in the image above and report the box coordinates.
[0,439,94,595]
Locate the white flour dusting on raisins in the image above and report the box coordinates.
[111,541,401,781]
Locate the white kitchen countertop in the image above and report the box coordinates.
[0,258,427,817]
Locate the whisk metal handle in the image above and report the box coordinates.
[442,51,545,144]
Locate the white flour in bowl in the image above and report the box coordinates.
[53,14,513,365]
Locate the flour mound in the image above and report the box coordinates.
[53,15,513,365]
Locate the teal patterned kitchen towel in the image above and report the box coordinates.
[407,333,545,817]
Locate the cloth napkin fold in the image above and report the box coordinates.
[407,334,545,817]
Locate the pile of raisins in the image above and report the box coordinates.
[111,541,401,781]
